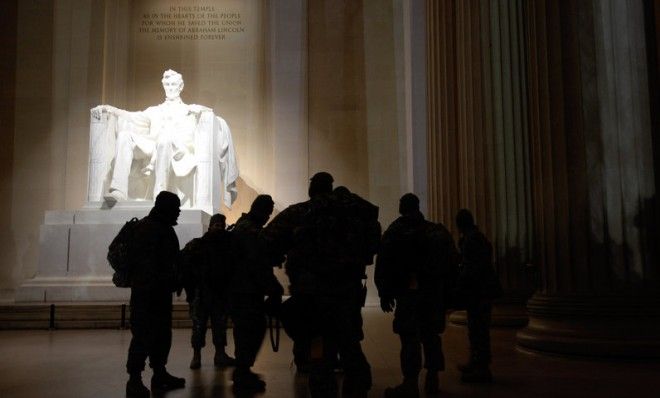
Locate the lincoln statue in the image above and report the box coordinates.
[88,69,238,213]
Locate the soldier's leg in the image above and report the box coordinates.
[476,302,492,365]
[126,307,150,376]
[189,296,209,369]
[308,300,337,397]
[292,337,310,372]
[467,302,491,367]
[384,293,422,397]
[149,301,185,391]
[462,302,492,383]
[236,309,265,368]
[421,331,443,393]
[210,303,235,366]
[148,306,173,372]
[332,299,371,394]
[190,298,210,351]
[209,302,228,349]
[126,293,154,397]
[400,333,422,379]
[231,296,266,391]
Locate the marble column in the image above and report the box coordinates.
[516,0,660,357]
[426,0,534,326]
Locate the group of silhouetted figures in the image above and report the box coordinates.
[116,171,501,398]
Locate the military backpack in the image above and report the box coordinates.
[107,217,140,288]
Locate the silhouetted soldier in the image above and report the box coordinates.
[182,213,236,370]
[376,193,458,397]
[455,209,500,383]
[229,194,284,392]
[125,191,185,397]
[262,172,374,397]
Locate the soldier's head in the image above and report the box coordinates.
[154,191,181,225]
[399,193,420,216]
[308,172,334,198]
[162,69,184,100]
[249,194,275,227]
[455,208,475,233]
[209,213,226,232]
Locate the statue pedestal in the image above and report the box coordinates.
[16,206,210,303]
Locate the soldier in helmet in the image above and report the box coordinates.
[454,209,501,383]
[262,172,376,397]
[376,193,458,397]
[229,195,284,392]
[125,191,186,398]
[181,213,236,370]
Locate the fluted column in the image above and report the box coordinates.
[516,0,660,357]
[427,0,534,326]
[427,0,494,235]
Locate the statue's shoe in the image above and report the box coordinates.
[105,189,127,202]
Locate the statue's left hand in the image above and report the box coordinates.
[173,150,186,161]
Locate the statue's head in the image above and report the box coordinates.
[162,69,184,100]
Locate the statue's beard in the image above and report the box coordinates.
[165,92,181,101]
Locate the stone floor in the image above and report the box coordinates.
[0,308,659,397]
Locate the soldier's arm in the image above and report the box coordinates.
[374,226,397,299]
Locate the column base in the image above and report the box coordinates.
[516,293,660,358]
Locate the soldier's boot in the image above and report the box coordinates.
[308,363,337,398]
[424,371,439,394]
[214,350,237,368]
[342,371,371,398]
[190,349,201,369]
[126,374,150,398]
[384,377,419,398]
[342,380,368,398]
[232,367,266,393]
[460,364,492,383]
[151,368,186,392]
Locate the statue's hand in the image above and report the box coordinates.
[91,105,119,119]
[91,105,105,119]
[173,150,186,161]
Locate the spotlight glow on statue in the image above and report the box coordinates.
[88,69,238,213]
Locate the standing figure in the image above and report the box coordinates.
[181,213,236,370]
[125,191,185,397]
[229,195,284,392]
[376,193,458,397]
[455,209,501,383]
[262,172,375,397]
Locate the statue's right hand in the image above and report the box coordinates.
[91,105,104,119]
[91,105,115,119]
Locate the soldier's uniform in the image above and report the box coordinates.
[457,226,497,372]
[125,192,185,397]
[376,210,458,395]
[230,210,283,391]
[182,228,235,365]
[262,188,378,396]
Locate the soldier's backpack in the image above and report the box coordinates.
[107,217,140,288]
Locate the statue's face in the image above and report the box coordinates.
[162,77,183,99]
